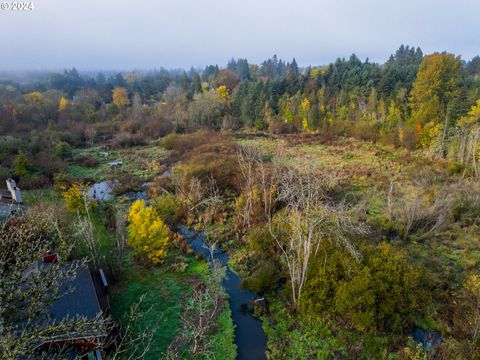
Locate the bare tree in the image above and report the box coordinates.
[108,294,158,360]
[257,156,279,222]
[172,173,223,225]
[26,203,75,255]
[162,84,189,129]
[452,103,480,178]
[235,143,365,305]
[131,93,143,124]
[85,125,97,147]
[269,168,365,305]
[167,261,226,359]
[236,144,261,229]
[114,204,128,274]
[73,202,101,270]
[387,181,454,240]
[462,127,480,177]
[236,143,282,229]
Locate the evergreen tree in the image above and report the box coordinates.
[237,58,251,80]
[227,58,237,72]
[203,65,219,81]
[180,71,191,91]
[192,73,202,94]
[466,56,480,75]
[379,45,423,97]
[288,58,299,78]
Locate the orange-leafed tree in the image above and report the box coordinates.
[112,86,129,108]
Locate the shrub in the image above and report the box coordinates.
[175,155,239,192]
[53,171,76,191]
[161,130,220,156]
[13,151,29,177]
[127,200,171,265]
[400,338,428,360]
[452,274,480,358]
[0,166,11,180]
[155,193,180,225]
[351,121,379,142]
[169,261,188,273]
[171,232,191,254]
[143,115,173,138]
[33,152,66,177]
[161,132,239,192]
[242,259,279,294]
[386,182,454,240]
[111,132,146,148]
[378,127,401,148]
[63,183,90,214]
[173,140,240,192]
[343,151,354,159]
[447,161,464,176]
[110,171,142,195]
[55,141,72,160]
[233,186,265,230]
[0,136,25,163]
[18,174,51,190]
[73,155,100,168]
[451,180,480,225]
[160,132,181,150]
[399,125,418,150]
[25,203,73,248]
[148,175,175,198]
[301,242,429,333]
[245,224,277,254]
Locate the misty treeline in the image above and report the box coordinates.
[1,45,480,185]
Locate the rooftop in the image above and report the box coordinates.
[48,265,103,323]
[0,201,22,222]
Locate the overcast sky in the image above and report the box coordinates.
[0,0,479,70]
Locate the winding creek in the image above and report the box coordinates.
[91,174,443,358]
[88,179,268,358]
[179,228,268,360]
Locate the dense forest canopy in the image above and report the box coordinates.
[2,44,480,198]
[1,45,479,136]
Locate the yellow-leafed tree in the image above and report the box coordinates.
[409,53,461,150]
[456,100,480,177]
[58,96,69,112]
[127,200,170,264]
[112,86,129,107]
[63,183,89,214]
[300,98,311,131]
[215,85,229,101]
[23,91,45,106]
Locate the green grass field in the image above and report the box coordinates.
[21,188,62,205]
[69,143,170,181]
[110,252,236,359]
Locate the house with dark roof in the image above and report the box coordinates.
[37,256,110,359]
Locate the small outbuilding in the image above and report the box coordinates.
[0,178,24,222]
[86,181,116,201]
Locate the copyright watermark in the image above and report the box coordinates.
[1,2,35,11]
